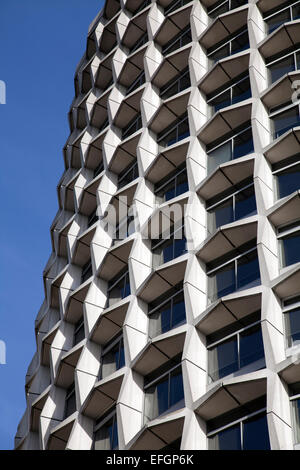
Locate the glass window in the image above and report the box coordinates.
[208,75,251,113]
[87,208,99,228]
[279,223,300,267]
[208,323,264,382]
[291,394,300,444]
[74,317,85,346]
[100,334,125,379]
[284,297,300,347]
[144,365,185,422]
[275,162,300,199]
[208,0,248,19]
[161,26,192,56]
[160,68,190,100]
[122,113,142,140]
[164,0,191,16]
[208,412,270,450]
[149,287,186,337]
[94,412,118,450]
[107,269,131,307]
[114,213,135,241]
[208,183,256,232]
[207,247,261,303]
[268,49,300,84]
[82,259,93,283]
[208,29,249,64]
[207,126,254,175]
[157,114,190,148]
[271,105,300,139]
[265,1,300,34]
[152,224,187,266]
[118,161,138,189]
[64,384,76,419]
[126,71,145,96]
[155,165,188,202]
[129,32,148,54]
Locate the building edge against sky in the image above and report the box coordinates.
[15,0,300,450]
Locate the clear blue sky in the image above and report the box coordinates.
[0,0,104,449]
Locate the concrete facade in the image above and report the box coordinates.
[15,0,300,450]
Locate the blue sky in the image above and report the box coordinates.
[0,0,104,449]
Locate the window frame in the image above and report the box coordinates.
[107,268,131,305]
[269,102,300,140]
[207,0,248,18]
[207,27,249,63]
[282,294,300,348]
[266,46,300,84]
[93,408,118,450]
[64,383,76,419]
[125,70,145,96]
[161,25,192,56]
[277,219,300,268]
[207,408,268,449]
[99,333,125,380]
[122,113,142,140]
[157,112,189,148]
[207,73,251,113]
[272,154,300,200]
[207,318,264,382]
[264,0,300,34]
[117,160,139,189]
[160,67,191,100]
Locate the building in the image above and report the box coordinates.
[15,0,300,450]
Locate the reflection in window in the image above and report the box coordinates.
[208,411,270,450]
[271,105,300,139]
[99,334,125,379]
[148,284,186,338]
[268,48,300,84]
[107,269,131,307]
[155,164,188,203]
[118,161,139,189]
[283,295,300,347]
[64,383,76,419]
[122,113,142,139]
[278,221,300,268]
[265,1,300,34]
[208,0,248,19]
[207,74,251,113]
[144,363,185,422]
[162,26,192,56]
[152,224,187,267]
[93,410,118,450]
[157,113,190,148]
[74,317,85,346]
[207,28,249,64]
[207,244,261,303]
[273,155,300,199]
[207,315,265,382]
[207,125,254,175]
[207,180,256,233]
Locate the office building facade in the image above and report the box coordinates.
[15,0,300,450]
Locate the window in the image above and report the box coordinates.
[278,220,300,268]
[207,243,261,304]
[126,70,145,96]
[74,317,85,346]
[99,334,125,379]
[283,295,300,347]
[132,0,151,16]
[122,113,142,139]
[207,179,256,233]
[154,163,188,203]
[93,410,118,450]
[161,26,192,56]
[208,407,270,450]
[81,259,93,283]
[129,32,148,54]
[267,47,300,84]
[107,268,131,307]
[273,154,300,199]
[64,383,76,419]
[87,208,99,228]
[207,0,248,19]
[207,125,254,175]
[164,0,191,16]
[94,161,104,178]
[207,28,249,64]
[157,113,190,148]
[160,68,190,100]
[264,1,300,34]
[148,284,186,338]
[207,74,251,113]
[144,362,185,422]
[118,161,139,189]
[207,312,265,382]
[114,211,135,242]
[152,224,187,267]
[270,104,300,140]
